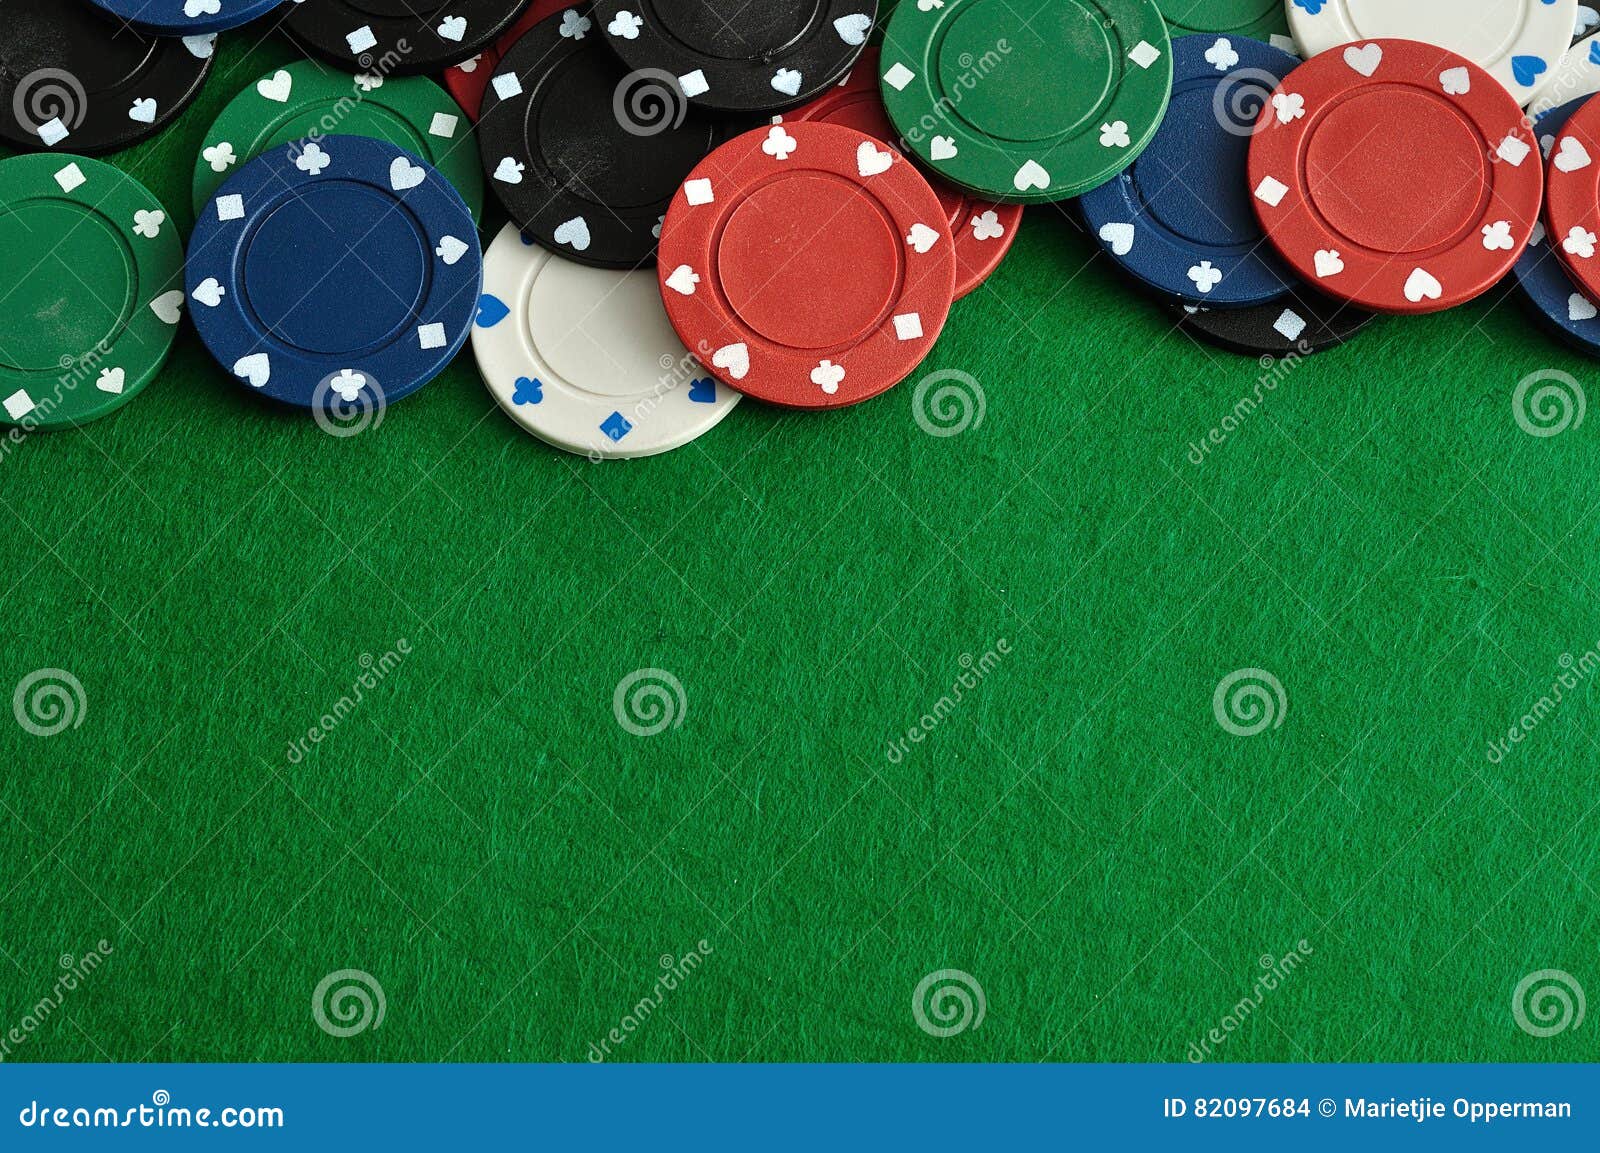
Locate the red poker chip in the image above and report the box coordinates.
[1545,97,1600,304]
[1248,39,1542,316]
[658,122,956,410]
[444,0,587,119]
[788,48,1022,301]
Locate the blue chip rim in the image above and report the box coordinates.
[1078,32,1300,308]
[88,0,288,36]
[186,134,482,412]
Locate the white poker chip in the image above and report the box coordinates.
[1530,29,1600,118]
[472,224,741,459]
[1287,0,1579,106]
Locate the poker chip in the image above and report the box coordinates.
[277,0,530,75]
[879,0,1173,203]
[1171,290,1374,357]
[591,0,874,114]
[1157,0,1288,41]
[473,225,741,457]
[86,0,286,35]
[0,0,214,156]
[193,63,483,222]
[1079,33,1297,308]
[1542,93,1600,309]
[788,49,1020,299]
[1520,97,1600,355]
[658,122,955,410]
[0,155,184,430]
[479,9,740,268]
[1530,30,1600,120]
[186,135,482,412]
[1285,0,1577,107]
[1249,40,1543,316]
[445,0,584,120]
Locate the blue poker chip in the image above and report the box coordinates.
[1078,33,1300,309]
[186,134,482,413]
[86,0,288,35]
[1517,96,1600,357]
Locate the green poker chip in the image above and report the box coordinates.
[0,154,184,431]
[880,0,1173,203]
[193,63,484,222]
[1156,0,1289,38]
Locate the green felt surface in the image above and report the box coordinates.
[3,25,1599,1065]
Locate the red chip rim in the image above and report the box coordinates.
[658,121,956,410]
[1247,39,1542,316]
[789,47,1023,301]
[1545,96,1600,305]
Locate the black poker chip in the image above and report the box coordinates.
[0,0,214,156]
[591,0,876,114]
[478,8,743,267]
[276,0,534,75]
[1171,289,1376,357]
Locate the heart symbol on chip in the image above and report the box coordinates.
[1404,267,1442,304]
[390,158,426,191]
[192,277,226,307]
[437,15,467,41]
[1556,136,1592,173]
[664,264,700,295]
[233,353,271,388]
[150,290,184,325]
[906,222,940,253]
[475,293,510,327]
[771,68,802,97]
[553,217,591,251]
[1439,67,1470,96]
[1343,43,1382,77]
[1570,293,1599,322]
[185,0,220,15]
[96,367,125,395]
[435,235,469,265]
[1313,249,1344,278]
[1098,222,1134,256]
[1013,159,1050,192]
[917,0,943,9]
[833,13,870,45]
[857,141,893,176]
[128,98,156,124]
[712,343,750,380]
[930,135,958,161]
[182,34,216,59]
[257,70,293,102]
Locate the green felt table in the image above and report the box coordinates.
[2,26,1597,1065]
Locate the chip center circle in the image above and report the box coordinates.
[243,183,428,356]
[1136,84,1260,248]
[0,203,130,373]
[938,0,1110,143]
[1305,90,1488,256]
[717,174,901,349]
